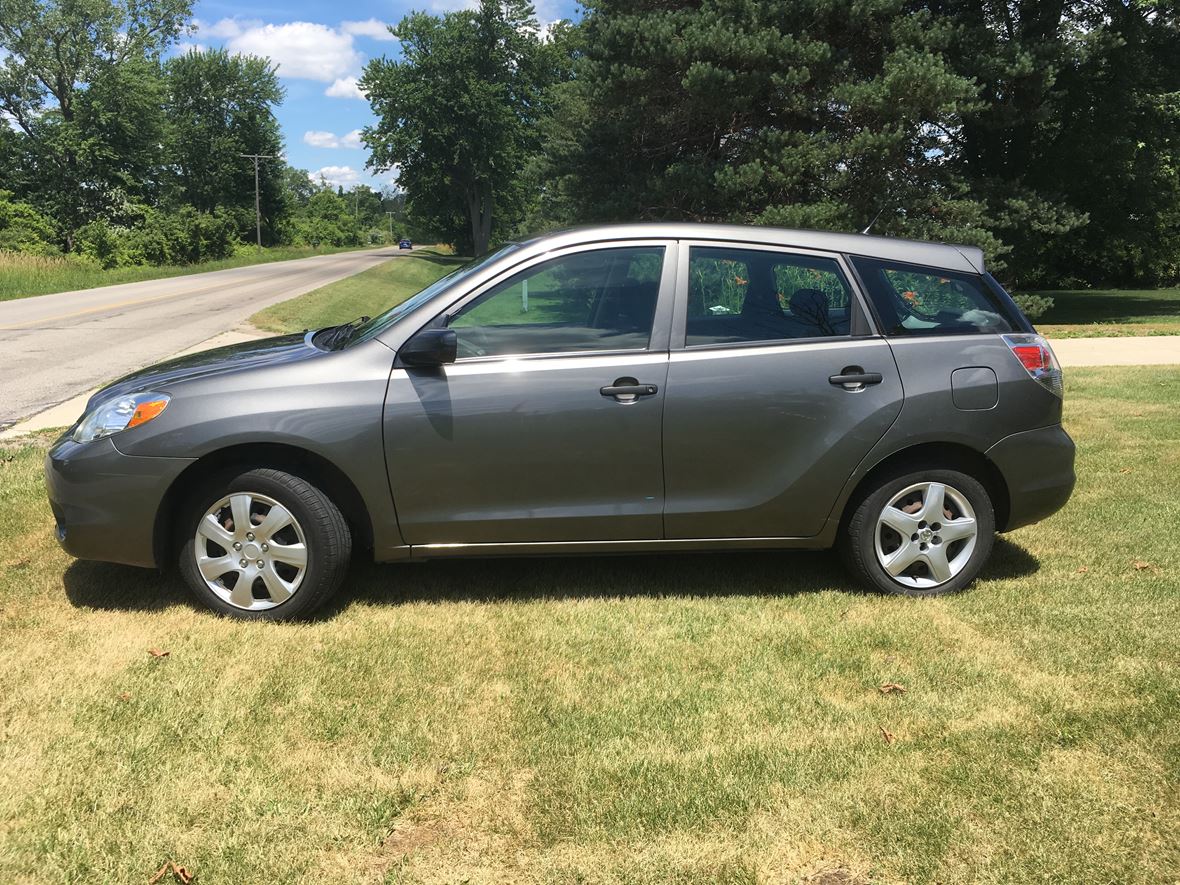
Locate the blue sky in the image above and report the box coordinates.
[180,0,581,190]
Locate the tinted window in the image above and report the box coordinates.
[448,247,664,358]
[852,257,1016,335]
[686,247,854,346]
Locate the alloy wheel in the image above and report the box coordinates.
[193,492,308,611]
[874,481,978,589]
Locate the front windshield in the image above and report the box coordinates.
[346,244,522,346]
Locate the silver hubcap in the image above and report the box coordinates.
[874,481,978,589]
[194,492,307,611]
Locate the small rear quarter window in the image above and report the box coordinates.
[851,257,1016,336]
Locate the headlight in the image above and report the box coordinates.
[72,391,171,443]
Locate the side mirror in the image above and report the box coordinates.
[399,328,457,367]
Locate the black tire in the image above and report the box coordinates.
[839,467,995,597]
[178,467,351,620]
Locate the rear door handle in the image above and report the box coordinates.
[829,367,883,389]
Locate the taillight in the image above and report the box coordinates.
[1002,333,1063,398]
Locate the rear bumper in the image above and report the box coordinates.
[986,424,1076,531]
[44,435,194,569]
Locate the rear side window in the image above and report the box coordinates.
[851,257,1016,336]
[686,246,856,346]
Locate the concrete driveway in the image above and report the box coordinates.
[1047,335,1180,367]
[0,248,401,429]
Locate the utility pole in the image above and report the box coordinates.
[240,153,276,248]
[386,211,395,243]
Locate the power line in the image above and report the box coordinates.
[240,153,276,248]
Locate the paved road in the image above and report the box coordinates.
[0,248,401,429]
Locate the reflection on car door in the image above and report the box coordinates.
[384,243,676,545]
[662,243,904,539]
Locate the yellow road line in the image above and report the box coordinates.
[0,286,224,330]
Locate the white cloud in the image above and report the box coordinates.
[227,22,362,82]
[303,130,339,148]
[176,41,208,55]
[341,19,396,41]
[309,165,361,188]
[325,76,367,100]
[303,129,364,149]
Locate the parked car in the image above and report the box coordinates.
[46,224,1074,620]
[398,239,413,250]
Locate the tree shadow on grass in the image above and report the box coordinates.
[62,538,1039,616]
[1041,290,1180,325]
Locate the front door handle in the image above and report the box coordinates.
[829,366,884,390]
[601,377,659,401]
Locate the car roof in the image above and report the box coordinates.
[518,223,986,274]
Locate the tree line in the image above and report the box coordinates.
[363,0,1180,289]
[0,0,411,270]
[3,0,1177,287]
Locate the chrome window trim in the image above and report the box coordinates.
[668,336,888,364]
[390,350,669,380]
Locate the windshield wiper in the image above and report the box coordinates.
[316,316,370,351]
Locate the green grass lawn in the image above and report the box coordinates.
[1034,286,1180,338]
[250,250,466,333]
[0,244,381,302]
[1,367,1177,883]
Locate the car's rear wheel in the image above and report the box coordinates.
[840,467,995,597]
[178,468,351,620]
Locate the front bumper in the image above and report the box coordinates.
[986,424,1076,532]
[45,435,194,568]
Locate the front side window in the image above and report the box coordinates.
[851,257,1016,336]
[447,246,664,358]
[686,247,855,346]
[348,244,522,346]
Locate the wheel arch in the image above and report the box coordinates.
[836,441,1012,535]
[154,442,374,569]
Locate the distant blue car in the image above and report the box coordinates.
[398,239,413,250]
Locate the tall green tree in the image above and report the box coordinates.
[548,0,1180,287]
[944,0,1180,285]
[360,0,563,254]
[0,0,191,246]
[163,49,285,243]
[549,1,1005,262]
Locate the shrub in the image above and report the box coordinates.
[0,191,59,255]
[76,208,240,268]
[1011,293,1055,321]
[76,219,137,269]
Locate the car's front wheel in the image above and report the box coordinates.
[840,467,995,597]
[178,467,351,620]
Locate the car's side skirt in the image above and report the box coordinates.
[391,536,827,561]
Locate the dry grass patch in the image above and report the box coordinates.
[0,245,378,301]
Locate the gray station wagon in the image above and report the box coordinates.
[45,224,1075,620]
